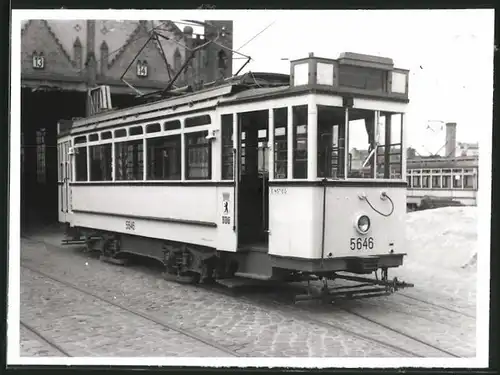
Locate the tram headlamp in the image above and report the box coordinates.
[356,215,371,234]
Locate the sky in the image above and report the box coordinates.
[19,10,495,155]
[218,10,494,155]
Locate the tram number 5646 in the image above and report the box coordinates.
[350,237,374,250]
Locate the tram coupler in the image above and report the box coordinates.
[293,272,414,303]
[334,273,414,292]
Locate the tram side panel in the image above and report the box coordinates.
[69,184,237,251]
[268,186,317,259]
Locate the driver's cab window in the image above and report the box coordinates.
[257,128,269,175]
[347,109,376,178]
[317,105,345,179]
[377,112,403,179]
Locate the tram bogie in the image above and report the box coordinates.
[57,51,414,298]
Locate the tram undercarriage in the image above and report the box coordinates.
[62,227,413,302]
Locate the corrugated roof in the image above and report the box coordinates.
[221,86,289,102]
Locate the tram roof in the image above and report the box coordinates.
[60,68,409,136]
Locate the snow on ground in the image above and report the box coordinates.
[391,206,479,311]
[404,206,478,271]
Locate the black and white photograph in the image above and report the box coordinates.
[7,8,493,368]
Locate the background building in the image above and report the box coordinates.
[21,19,233,229]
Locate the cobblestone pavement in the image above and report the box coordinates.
[21,266,232,357]
[291,279,475,358]
[342,296,475,357]
[20,237,404,357]
[20,323,66,357]
[19,233,475,358]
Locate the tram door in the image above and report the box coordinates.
[237,110,269,248]
[58,140,71,223]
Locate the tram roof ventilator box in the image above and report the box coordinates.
[289,52,409,99]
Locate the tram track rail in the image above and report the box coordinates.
[199,283,463,358]
[21,235,468,358]
[21,320,72,357]
[398,293,475,319]
[21,264,243,358]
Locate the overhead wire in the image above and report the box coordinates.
[235,20,276,52]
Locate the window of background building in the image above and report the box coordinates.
[412,175,420,188]
[453,174,463,189]
[464,174,475,189]
[115,140,143,180]
[422,175,430,188]
[442,175,451,188]
[432,175,441,188]
[146,135,181,180]
[186,131,211,180]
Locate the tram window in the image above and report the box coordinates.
[221,114,234,180]
[146,135,181,180]
[74,136,86,144]
[185,114,211,128]
[101,131,112,140]
[432,176,441,189]
[339,65,387,92]
[129,126,143,136]
[273,107,288,179]
[74,146,88,181]
[164,119,181,131]
[185,131,211,180]
[146,123,161,134]
[89,133,99,142]
[377,112,403,179]
[348,108,375,178]
[258,130,269,174]
[317,105,345,178]
[115,140,144,180]
[114,129,127,138]
[453,174,463,188]
[293,105,308,179]
[89,144,112,181]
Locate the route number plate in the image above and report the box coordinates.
[125,220,136,231]
[350,237,374,250]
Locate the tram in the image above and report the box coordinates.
[57,52,414,300]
